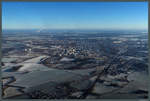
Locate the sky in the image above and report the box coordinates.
[2,2,148,30]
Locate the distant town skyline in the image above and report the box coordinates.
[2,2,148,30]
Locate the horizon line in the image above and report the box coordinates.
[2,28,148,31]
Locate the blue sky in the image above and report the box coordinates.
[2,2,148,30]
